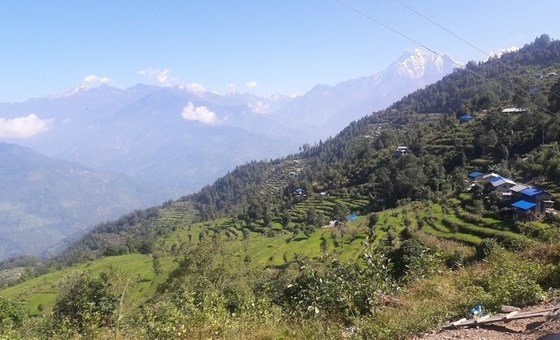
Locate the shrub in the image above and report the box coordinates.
[52,270,121,332]
[475,238,497,259]
[0,297,26,331]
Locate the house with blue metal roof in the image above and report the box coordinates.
[467,171,484,181]
[459,114,473,123]
[486,176,516,195]
[511,200,537,214]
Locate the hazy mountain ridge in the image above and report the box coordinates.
[0,142,169,260]
[268,49,460,136]
[0,48,459,260]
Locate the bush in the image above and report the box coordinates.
[475,238,497,259]
[483,249,546,308]
[52,270,121,332]
[0,297,26,331]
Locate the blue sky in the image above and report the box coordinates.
[1,0,560,102]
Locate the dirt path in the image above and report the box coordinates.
[417,298,560,340]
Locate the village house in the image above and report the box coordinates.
[486,177,516,195]
[514,187,553,214]
[467,171,484,182]
[511,200,538,216]
[481,173,501,183]
[394,146,410,157]
[502,107,528,114]
[459,114,474,123]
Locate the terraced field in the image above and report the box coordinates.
[2,190,556,316]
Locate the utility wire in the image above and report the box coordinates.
[392,0,560,103]
[334,0,556,115]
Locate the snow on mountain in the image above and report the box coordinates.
[0,48,460,191]
[488,46,520,59]
[269,49,461,137]
[381,49,459,81]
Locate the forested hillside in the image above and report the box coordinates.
[2,35,560,339]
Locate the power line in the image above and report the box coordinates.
[334,0,556,115]
[392,0,560,103]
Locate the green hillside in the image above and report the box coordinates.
[0,142,171,260]
[2,35,560,339]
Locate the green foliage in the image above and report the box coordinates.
[482,248,546,308]
[52,270,121,332]
[476,238,498,259]
[0,297,26,333]
[388,239,442,282]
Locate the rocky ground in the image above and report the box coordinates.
[417,298,560,340]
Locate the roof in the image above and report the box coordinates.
[347,213,358,221]
[482,173,500,180]
[510,184,529,193]
[502,107,528,113]
[459,114,473,121]
[491,178,516,187]
[521,187,543,197]
[468,171,484,178]
[512,200,537,210]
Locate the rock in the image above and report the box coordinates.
[500,305,520,313]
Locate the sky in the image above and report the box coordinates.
[1,0,560,102]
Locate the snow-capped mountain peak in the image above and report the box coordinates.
[385,49,460,80]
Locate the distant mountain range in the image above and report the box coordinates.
[0,49,459,192]
[270,49,459,135]
[0,142,168,260]
[0,49,459,260]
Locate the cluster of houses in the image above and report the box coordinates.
[468,171,555,219]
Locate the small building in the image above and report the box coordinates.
[395,146,410,157]
[459,114,474,123]
[481,173,501,183]
[488,177,516,194]
[467,171,484,182]
[519,187,551,203]
[511,200,537,215]
[294,188,303,195]
[510,184,529,195]
[502,107,528,114]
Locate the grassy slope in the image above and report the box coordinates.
[0,193,551,318]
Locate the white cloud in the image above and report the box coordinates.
[179,82,206,95]
[180,102,218,124]
[245,81,258,89]
[248,101,270,114]
[82,74,111,84]
[138,68,179,86]
[139,68,207,95]
[227,84,236,94]
[0,114,52,139]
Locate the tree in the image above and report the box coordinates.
[281,212,292,229]
[152,254,162,276]
[331,203,349,223]
[549,80,560,113]
[306,208,318,226]
[52,270,120,331]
